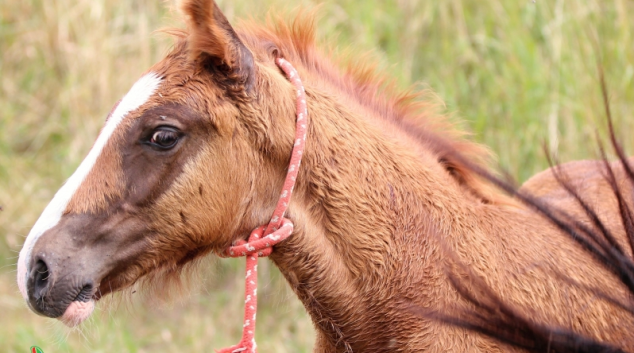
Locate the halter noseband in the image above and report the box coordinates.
[217,57,308,353]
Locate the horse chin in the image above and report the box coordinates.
[53,274,127,328]
[59,300,95,327]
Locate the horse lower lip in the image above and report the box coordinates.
[60,300,96,327]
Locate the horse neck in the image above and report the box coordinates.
[268,85,483,350]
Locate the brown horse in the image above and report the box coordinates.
[16,0,634,351]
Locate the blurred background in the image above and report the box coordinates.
[1,0,633,351]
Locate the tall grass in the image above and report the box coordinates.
[0,0,632,351]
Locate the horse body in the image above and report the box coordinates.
[16,0,634,351]
[269,111,634,351]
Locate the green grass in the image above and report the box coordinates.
[1,0,633,351]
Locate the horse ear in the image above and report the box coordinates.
[181,0,255,92]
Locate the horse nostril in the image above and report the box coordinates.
[33,259,50,298]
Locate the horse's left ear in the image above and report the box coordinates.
[181,0,255,92]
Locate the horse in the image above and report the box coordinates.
[16,0,634,351]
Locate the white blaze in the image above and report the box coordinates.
[17,72,162,302]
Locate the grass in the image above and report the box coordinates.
[1,0,633,351]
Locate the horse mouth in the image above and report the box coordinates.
[94,272,134,300]
[73,284,94,302]
[92,291,103,301]
[57,284,99,327]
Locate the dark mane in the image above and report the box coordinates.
[428,71,634,352]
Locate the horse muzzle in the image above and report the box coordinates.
[21,235,98,326]
[17,213,122,326]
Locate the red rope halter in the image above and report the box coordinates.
[217,57,308,353]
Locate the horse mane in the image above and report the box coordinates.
[427,72,634,352]
[427,131,634,352]
[164,9,506,204]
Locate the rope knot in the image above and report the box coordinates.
[221,218,294,258]
[217,57,307,353]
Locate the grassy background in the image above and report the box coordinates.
[1,0,633,351]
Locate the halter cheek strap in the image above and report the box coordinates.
[217,57,308,353]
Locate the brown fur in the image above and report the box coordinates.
[436,85,634,352]
[433,139,634,352]
[23,1,634,352]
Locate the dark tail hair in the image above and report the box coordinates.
[428,66,634,352]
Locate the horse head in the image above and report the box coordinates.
[17,0,298,326]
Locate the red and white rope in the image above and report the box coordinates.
[217,57,308,353]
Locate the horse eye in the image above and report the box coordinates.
[149,128,180,149]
